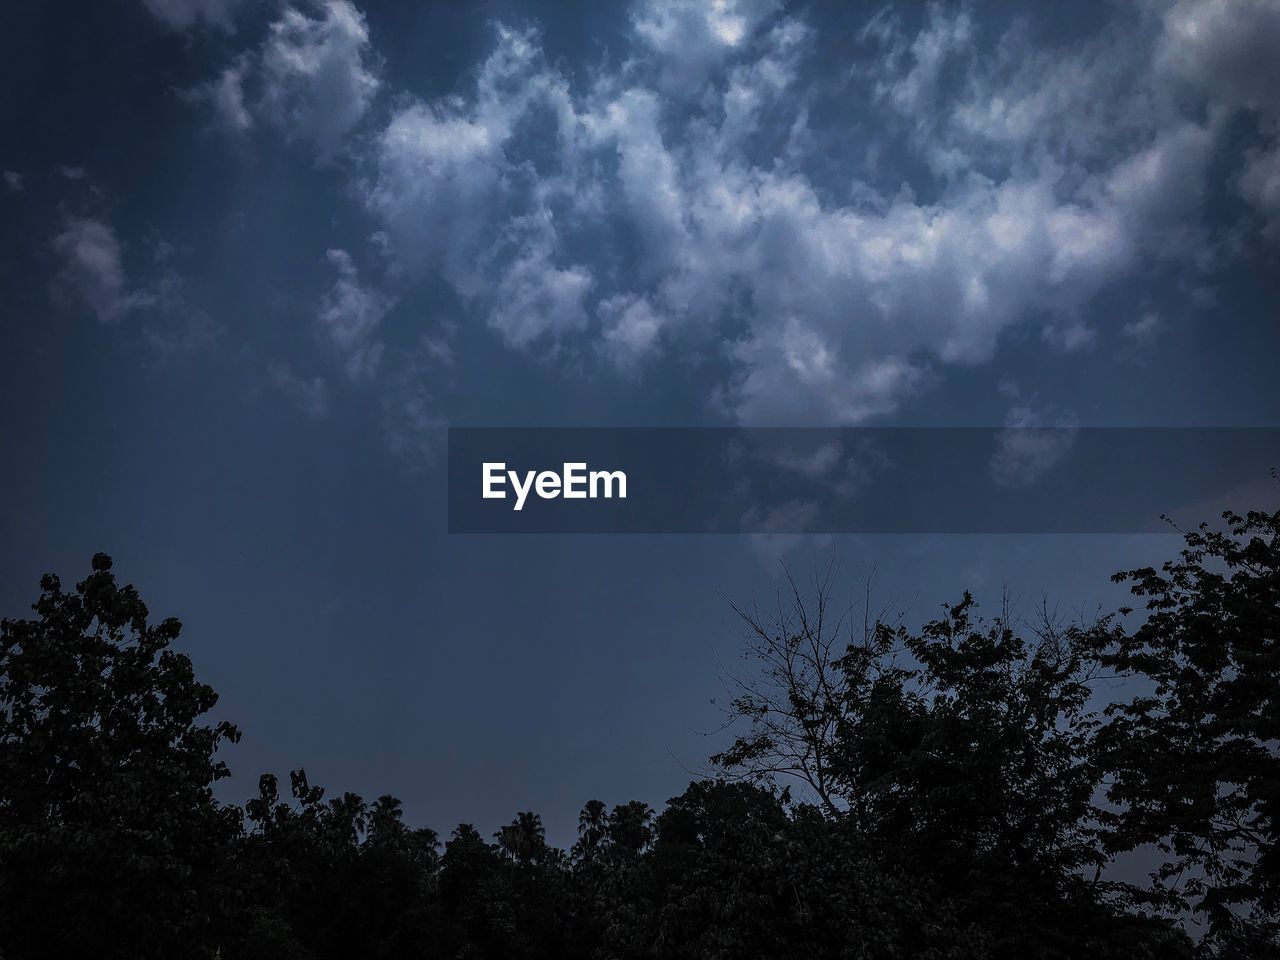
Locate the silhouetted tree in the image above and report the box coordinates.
[0,554,241,959]
[11,507,1274,960]
[1089,505,1280,954]
[574,798,609,862]
[230,768,442,958]
[712,565,903,816]
[713,565,1193,957]
[607,800,655,856]
[496,811,548,866]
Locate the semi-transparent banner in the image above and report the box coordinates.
[447,428,1280,534]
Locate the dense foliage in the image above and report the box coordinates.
[1,507,1276,958]
[0,554,241,957]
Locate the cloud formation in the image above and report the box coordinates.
[345,0,1279,426]
[51,218,150,323]
[50,216,214,361]
[163,0,1280,431]
[631,0,781,91]
[199,1,379,158]
[990,405,1080,488]
[318,248,392,379]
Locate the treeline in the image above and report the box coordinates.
[0,506,1277,958]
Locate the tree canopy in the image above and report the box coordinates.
[1,506,1277,958]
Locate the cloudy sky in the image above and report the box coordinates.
[2,0,1278,842]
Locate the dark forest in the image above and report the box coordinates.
[2,505,1277,959]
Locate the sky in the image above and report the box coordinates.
[1,0,1278,846]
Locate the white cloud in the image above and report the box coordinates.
[383,389,447,465]
[748,435,888,498]
[1042,321,1096,354]
[350,2,1280,427]
[1123,311,1163,341]
[51,218,149,323]
[52,220,209,366]
[3,171,22,192]
[365,101,507,294]
[1155,0,1280,115]
[865,5,974,120]
[990,405,1079,488]
[269,362,329,419]
[719,18,812,145]
[1154,0,1280,238]
[364,25,593,349]
[259,1,379,156]
[204,59,254,133]
[379,334,455,465]
[488,215,593,349]
[592,89,691,276]
[418,332,455,367]
[632,0,781,91]
[364,26,545,287]
[197,1,379,158]
[1239,144,1280,239]
[51,220,203,358]
[742,497,819,532]
[142,0,242,32]
[742,499,830,563]
[1102,121,1217,259]
[318,248,392,379]
[770,440,843,480]
[599,293,668,372]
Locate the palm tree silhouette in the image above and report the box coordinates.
[577,799,608,855]
[495,810,546,865]
[607,801,654,855]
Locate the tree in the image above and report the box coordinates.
[574,799,608,861]
[607,800,655,856]
[496,811,548,866]
[233,769,444,958]
[438,822,510,956]
[713,565,1192,957]
[715,568,1102,870]
[11,526,1266,959]
[0,553,241,958]
[604,779,991,960]
[1090,505,1280,953]
[712,564,914,818]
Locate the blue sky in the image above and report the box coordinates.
[2,0,1278,844]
